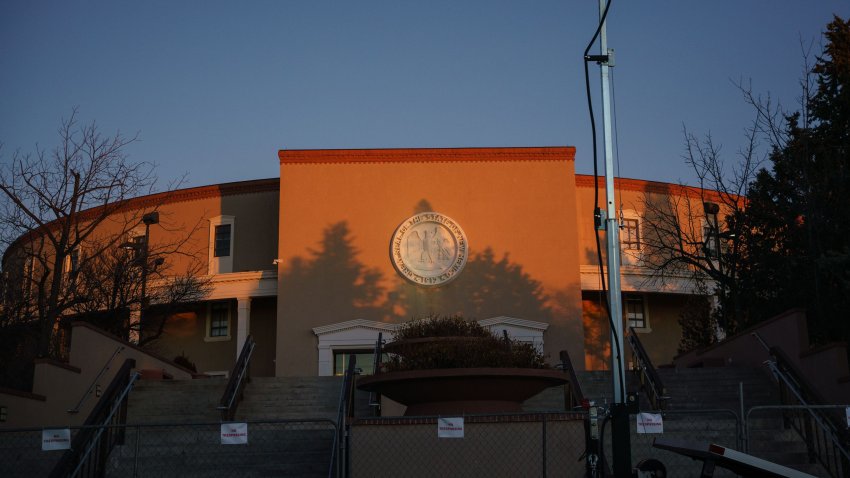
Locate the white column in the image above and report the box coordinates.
[236,297,251,358]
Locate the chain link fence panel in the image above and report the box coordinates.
[604,409,740,478]
[0,419,336,478]
[351,412,587,478]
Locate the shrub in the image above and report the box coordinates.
[383,314,547,371]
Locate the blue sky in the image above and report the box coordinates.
[1,1,847,191]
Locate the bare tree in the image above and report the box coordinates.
[71,229,211,346]
[639,120,763,337]
[0,109,207,359]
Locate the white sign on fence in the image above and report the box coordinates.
[42,428,71,451]
[437,417,464,438]
[220,422,248,445]
[636,413,664,434]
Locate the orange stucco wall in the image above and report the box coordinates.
[276,147,587,376]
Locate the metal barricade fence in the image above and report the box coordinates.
[350,411,588,478]
[0,418,337,478]
[605,408,741,478]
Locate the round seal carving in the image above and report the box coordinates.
[390,212,468,287]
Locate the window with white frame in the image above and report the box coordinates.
[703,215,721,259]
[64,248,81,275]
[208,215,235,274]
[624,295,648,330]
[22,256,34,300]
[619,210,642,265]
[621,218,640,250]
[205,301,231,341]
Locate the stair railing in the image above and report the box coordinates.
[368,332,383,416]
[67,345,124,414]
[50,358,139,478]
[329,354,357,478]
[218,335,255,421]
[557,349,585,409]
[627,327,669,410]
[752,333,850,477]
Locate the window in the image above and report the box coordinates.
[703,216,719,259]
[621,218,640,250]
[205,301,231,341]
[129,234,145,259]
[69,249,80,273]
[63,248,81,275]
[208,215,235,274]
[625,295,647,329]
[214,224,231,257]
[22,256,34,300]
[333,349,383,376]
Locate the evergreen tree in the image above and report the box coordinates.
[739,16,850,342]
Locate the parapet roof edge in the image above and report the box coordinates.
[278,146,576,165]
[574,174,734,203]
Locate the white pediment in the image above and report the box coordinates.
[477,316,549,331]
[312,319,398,337]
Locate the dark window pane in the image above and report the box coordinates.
[625,296,646,329]
[214,224,231,257]
[333,350,385,376]
[210,302,229,337]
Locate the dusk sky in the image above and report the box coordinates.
[2,1,848,191]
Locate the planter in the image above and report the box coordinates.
[356,367,568,416]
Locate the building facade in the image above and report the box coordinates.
[4,147,720,379]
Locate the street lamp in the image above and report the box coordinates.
[119,211,160,343]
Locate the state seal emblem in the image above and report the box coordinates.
[390,212,468,287]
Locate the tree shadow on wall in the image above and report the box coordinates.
[278,216,567,342]
[388,247,555,324]
[279,221,389,323]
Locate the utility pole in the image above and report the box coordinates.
[597,0,631,473]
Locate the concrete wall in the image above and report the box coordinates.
[276,147,586,376]
[0,322,195,428]
[249,297,277,377]
[152,304,237,375]
[673,309,850,403]
[582,292,687,370]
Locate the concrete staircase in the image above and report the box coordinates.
[525,367,827,476]
[235,376,342,421]
[126,377,226,424]
[104,375,350,477]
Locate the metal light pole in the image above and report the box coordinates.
[138,212,159,336]
[597,0,631,473]
[121,211,160,343]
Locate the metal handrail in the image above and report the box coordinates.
[329,354,357,478]
[557,350,585,409]
[627,327,669,410]
[50,358,138,478]
[67,345,124,414]
[70,371,140,477]
[217,335,255,421]
[368,333,383,414]
[752,333,850,477]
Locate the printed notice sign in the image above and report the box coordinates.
[42,428,71,451]
[437,417,464,438]
[220,422,248,445]
[636,413,664,434]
